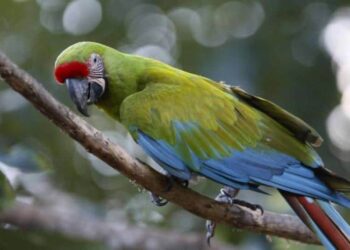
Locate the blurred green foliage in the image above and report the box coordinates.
[0,0,349,249]
[0,228,105,250]
[0,171,14,210]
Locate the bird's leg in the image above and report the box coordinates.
[206,186,264,245]
[206,187,239,245]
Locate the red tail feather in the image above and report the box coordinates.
[281,191,350,249]
[297,196,350,248]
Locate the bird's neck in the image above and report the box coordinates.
[95,54,153,120]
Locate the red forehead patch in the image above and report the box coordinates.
[54,61,89,84]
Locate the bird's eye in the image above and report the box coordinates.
[90,53,99,65]
[88,53,104,78]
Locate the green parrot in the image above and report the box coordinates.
[54,42,350,249]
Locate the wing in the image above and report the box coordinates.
[120,73,347,204]
[231,86,323,147]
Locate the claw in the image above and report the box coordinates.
[179,180,189,187]
[150,192,168,206]
[138,161,189,207]
[135,158,177,207]
[232,199,264,215]
[206,219,216,246]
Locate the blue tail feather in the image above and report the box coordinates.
[318,200,350,237]
[308,217,335,250]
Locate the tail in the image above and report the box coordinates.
[280,191,350,249]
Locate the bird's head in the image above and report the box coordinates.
[54,42,107,116]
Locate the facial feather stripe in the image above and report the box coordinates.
[88,53,104,79]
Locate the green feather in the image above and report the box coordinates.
[119,66,320,168]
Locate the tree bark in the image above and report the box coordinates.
[0,51,319,245]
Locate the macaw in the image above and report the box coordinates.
[54,42,350,249]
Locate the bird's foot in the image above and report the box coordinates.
[148,174,173,207]
[135,159,173,206]
[205,187,263,245]
[206,187,239,245]
[178,179,189,188]
[149,175,189,207]
[149,192,168,206]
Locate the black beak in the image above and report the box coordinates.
[65,78,105,117]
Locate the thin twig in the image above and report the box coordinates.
[0,51,319,245]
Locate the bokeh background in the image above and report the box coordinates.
[1,0,350,249]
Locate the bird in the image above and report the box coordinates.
[54,41,350,249]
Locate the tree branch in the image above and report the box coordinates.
[0,51,319,245]
[0,201,235,250]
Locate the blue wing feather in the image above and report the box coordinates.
[136,127,350,207]
[138,131,192,180]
